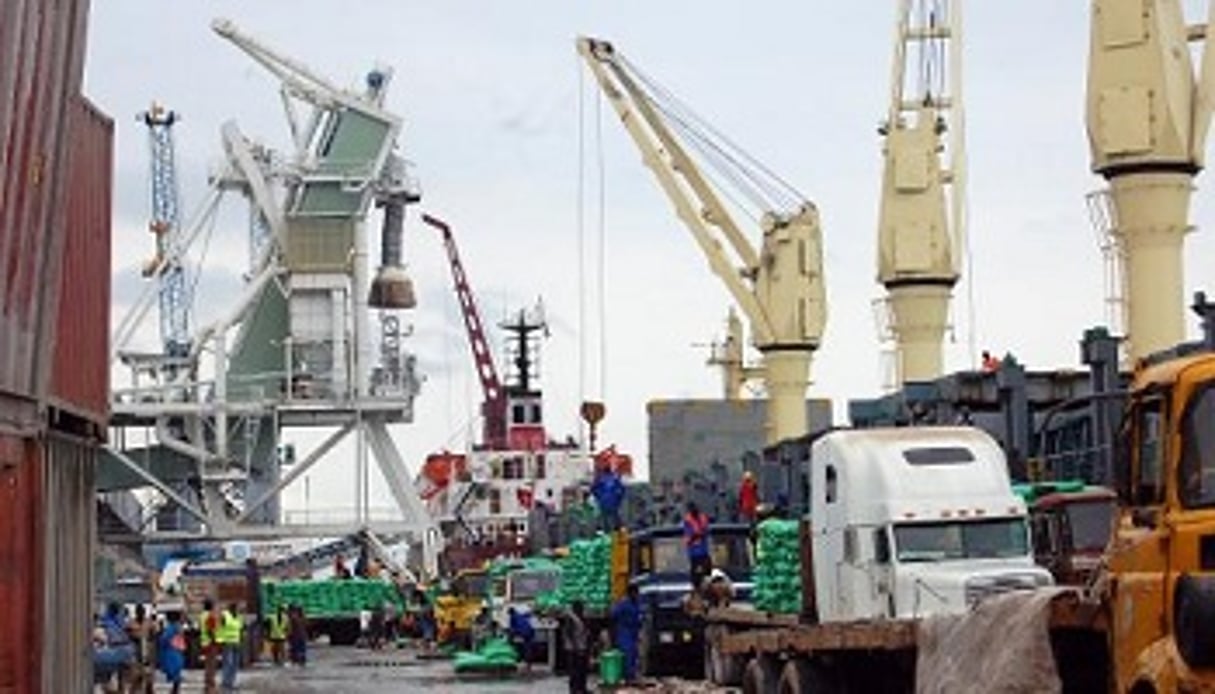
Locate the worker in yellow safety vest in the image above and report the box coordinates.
[199,599,219,694]
[216,603,244,692]
[266,605,288,666]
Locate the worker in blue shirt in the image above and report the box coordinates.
[610,584,644,682]
[507,607,536,672]
[591,466,625,531]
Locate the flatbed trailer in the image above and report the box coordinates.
[703,591,1109,693]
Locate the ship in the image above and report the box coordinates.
[415,303,631,572]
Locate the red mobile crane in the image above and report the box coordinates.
[421,213,508,450]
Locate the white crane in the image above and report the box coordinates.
[577,37,826,445]
[876,0,966,385]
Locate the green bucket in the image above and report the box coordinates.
[599,648,624,685]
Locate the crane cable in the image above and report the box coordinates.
[596,80,608,403]
[621,55,807,213]
[577,55,588,412]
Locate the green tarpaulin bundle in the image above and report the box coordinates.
[556,534,612,611]
[260,578,406,619]
[453,636,520,673]
[753,518,802,614]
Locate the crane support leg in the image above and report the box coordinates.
[1109,172,1193,360]
[759,349,812,443]
[887,284,951,383]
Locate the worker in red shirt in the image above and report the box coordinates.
[738,471,760,523]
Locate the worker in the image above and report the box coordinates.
[198,599,219,694]
[215,603,244,692]
[507,607,536,672]
[562,600,591,694]
[981,350,1001,372]
[683,501,713,590]
[705,568,736,608]
[126,603,155,694]
[591,465,625,531]
[610,584,643,683]
[156,612,186,694]
[334,554,352,579]
[265,604,288,666]
[738,471,760,523]
[287,605,309,667]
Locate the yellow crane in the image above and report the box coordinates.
[1086,0,1215,361]
[577,37,826,445]
[875,0,966,385]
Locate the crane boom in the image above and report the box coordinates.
[876,0,964,384]
[421,214,507,449]
[140,104,191,358]
[577,37,826,444]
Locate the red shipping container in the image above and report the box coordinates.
[0,434,45,694]
[49,96,112,431]
[0,0,91,426]
[0,431,95,694]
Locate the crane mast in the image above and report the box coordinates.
[1086,1,1215,360]
[876,0,965,384]
[577,37,826,444]
[141,104,191,358]
[421,214,507,449]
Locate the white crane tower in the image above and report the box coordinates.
[1086,0,1215,361]
[875,0,967,386]
[105,20,437,575]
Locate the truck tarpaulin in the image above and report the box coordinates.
[916,589,1063,694]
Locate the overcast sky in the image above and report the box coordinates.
[85,2,1215,517]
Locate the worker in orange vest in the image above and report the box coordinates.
[683,502,713,590]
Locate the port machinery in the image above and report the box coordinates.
[102,19,439,575]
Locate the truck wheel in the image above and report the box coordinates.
[704,635,743,686]
[742,655,780,694]
[1175,574,1215,669]
[778,659,834,694]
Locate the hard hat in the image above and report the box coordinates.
[743,471,754,481]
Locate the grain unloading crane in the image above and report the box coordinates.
[876,0,966,385]
[577,37,827,445]
[1086,1,1215,361]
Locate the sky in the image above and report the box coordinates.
[84,2,1215,518]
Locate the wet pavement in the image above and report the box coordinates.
[104,644,735,693]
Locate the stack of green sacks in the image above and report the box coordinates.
[556,534,612,611]
[261,578,406,618]
[753,519,802,614]
[453,636,519,673]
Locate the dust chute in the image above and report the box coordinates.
[368,194,417,309]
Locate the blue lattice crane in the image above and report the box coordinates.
[140,103,191,357]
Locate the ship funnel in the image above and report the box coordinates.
[369,196,416,309]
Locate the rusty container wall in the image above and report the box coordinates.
[40,432,95,694]
[0,434,45,694]
[0,0,92,430]
[50,97,112,429]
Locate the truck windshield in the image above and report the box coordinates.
[648,535,753,578]
[508,571,560,601]
[1065,500,1114,552]
[894,518,1029,562]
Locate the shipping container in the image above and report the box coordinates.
[40,431,96,694]
[0,434,44,694]
[49,96,112,431]
[0,431,96,694]
[0,0,91,429]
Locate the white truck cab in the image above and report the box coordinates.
[809,427,1051,622]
